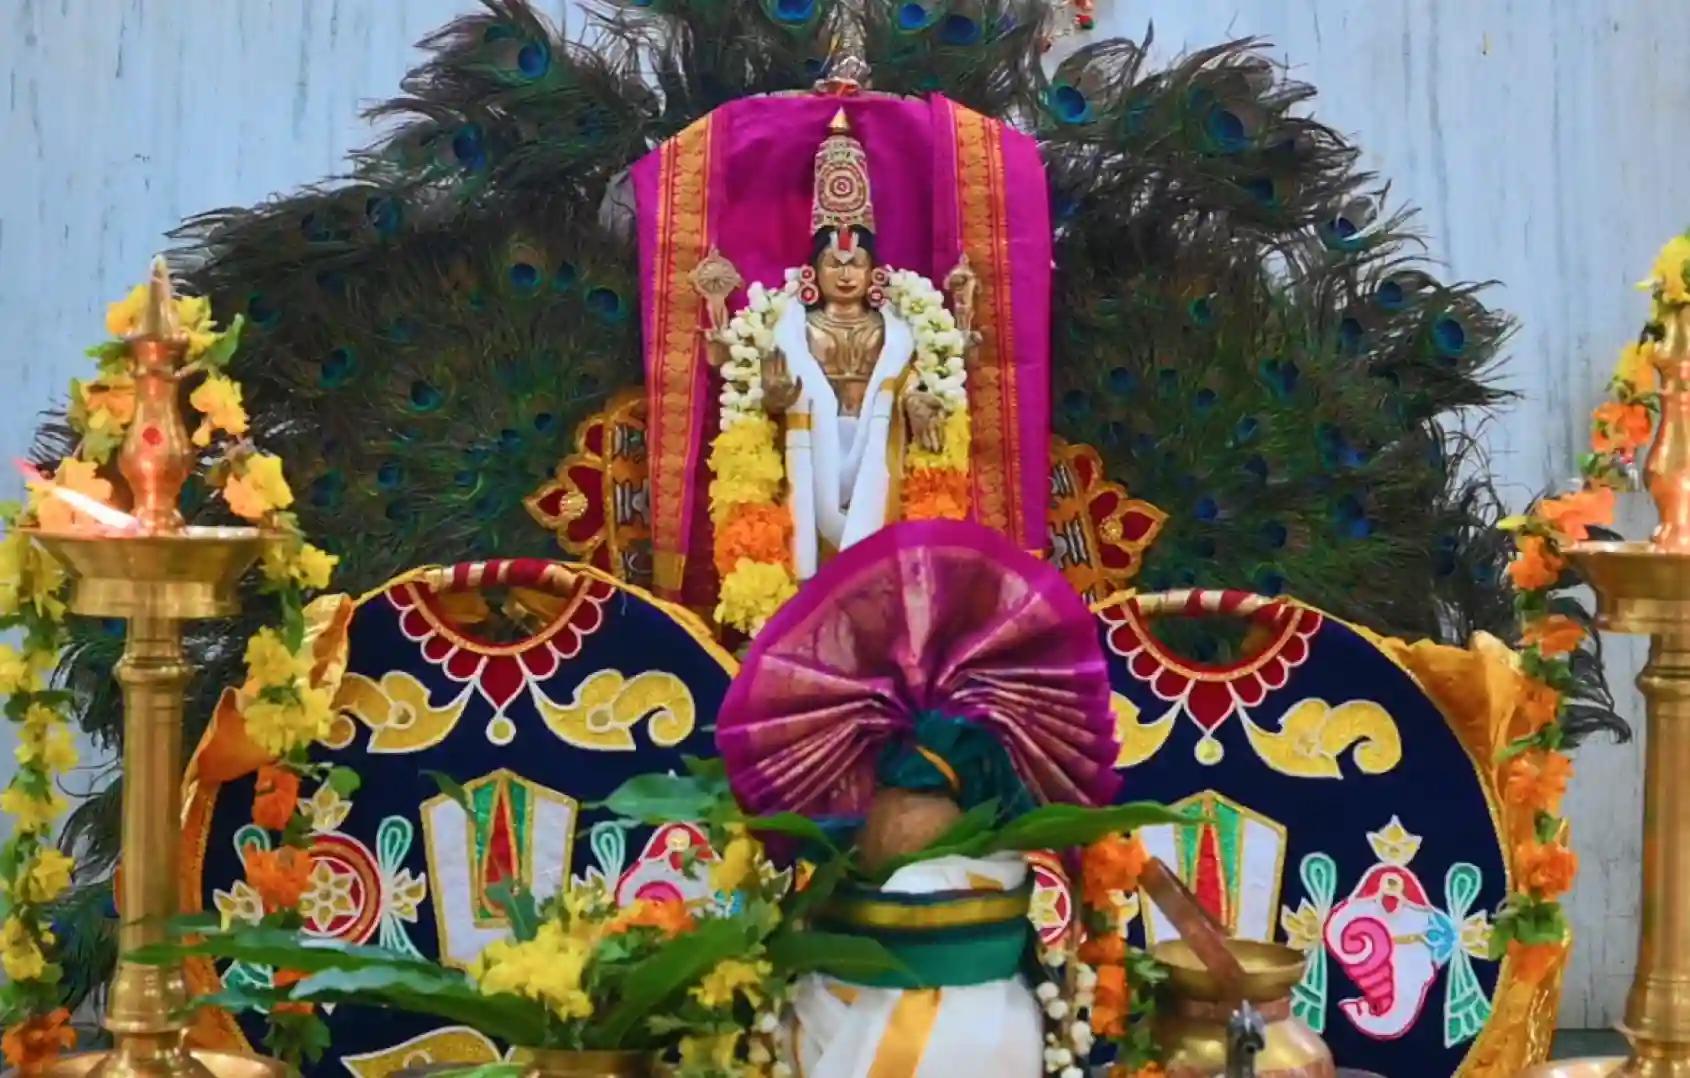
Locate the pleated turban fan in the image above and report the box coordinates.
[717,520,1122,819]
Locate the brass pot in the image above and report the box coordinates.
[516,1048,653,1078]
[1152,938,1335,1078]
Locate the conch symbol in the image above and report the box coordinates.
[1323,817,1458,1041]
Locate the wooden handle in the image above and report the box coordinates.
[1140,857,1247,998]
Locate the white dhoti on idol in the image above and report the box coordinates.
[791,852,1043,1078]
[772,299,915,581]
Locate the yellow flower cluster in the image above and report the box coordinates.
[106,285,218,357]
[224,453,294,521]
[189,374,250,447]
[709,826,762,894]
[715,562,798,636]
[239,629,333,758]
[473,920,595,1021]
[690,958,771,1009]
[0,506,78,1041]
[708,417,785,520]
[0,918,51,983]
[1643,234,1690,307]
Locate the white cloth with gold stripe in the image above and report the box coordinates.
[790,852,1042,1078]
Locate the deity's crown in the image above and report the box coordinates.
[811,108,876,252]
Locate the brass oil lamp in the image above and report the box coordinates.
[26,260,282,1078]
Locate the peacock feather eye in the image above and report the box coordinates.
[1260,520,1288,549]
[1254,568,1287,596]
[1193,496,1220,522]
[937,14,980,46]
[455,469,479,490]
[452,124,487,171]
[552,261,579,292]
[408,381,445,413]
[897,2,933,31]
[1374,278,1407,310]
[320,347,357,388]
[517,41,550,79]
[309,471,345,509]
[1046,84,1092,125]
[1242,176,1275,205]
[376,461,405,491]
[499,428,523,454]
[1108,367,1137,395]
[1203,107,1248,153]
[365,196,403,237]
[769,0,815,24]
[1338,316,1365,354]
[380,318,417,344]
[585,287,625,321]
[1242,455,1269,484]
[1193,388,1217,413]
[1156,368,1179,397]
[1432,315,1467,359]
[532,411,557,434]
[1188,296,1214,327]
[509,261,542,293]
[1060,389,1091,419]
[246,293,278,328]
[1232,416,1260,445]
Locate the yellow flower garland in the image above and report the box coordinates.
[1491,233,1683,978]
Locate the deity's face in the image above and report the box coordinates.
[816,246,873,307]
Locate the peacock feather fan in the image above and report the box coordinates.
[38,0,1622,1004]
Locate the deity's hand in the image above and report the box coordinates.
[904,390,946,453]
[761,349,802,415]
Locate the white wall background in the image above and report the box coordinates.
[4,0,1683,1028]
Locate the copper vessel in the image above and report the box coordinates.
[1153,938,1335,1078]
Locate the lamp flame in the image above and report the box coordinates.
[15,461,140,534]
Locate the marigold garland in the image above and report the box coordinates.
[0,275,351,1068]
[1490,232,1685,976]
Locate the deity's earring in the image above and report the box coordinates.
[798,265,820,306]
[868,265,889,309]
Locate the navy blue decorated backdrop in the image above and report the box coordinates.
[1101,590,1508,1078]
[185,561,733,1076]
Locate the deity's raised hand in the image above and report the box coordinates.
[904,390,946,453]
[761,349,802,415]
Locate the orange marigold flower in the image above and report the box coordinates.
[1507,536,1566,592]
[1522,614,1585,657]
[251,764,301,831]
[901,468,970,521]
[2,1008,74,1071]
[246,846,313,912]
[271,968,315,1015]
[608,897,696,938]
[1503,751,1574,814]
[1516,838,1579,897]
[1092,962,1129,1036]
[1078,932,1126,966]
[1507,940,1563,985]
[1514,677,1560,733]
[713,503,792,576]
[1591,401,1653,455]
[1537,487,1615,543]
[1081,832,1149,908]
